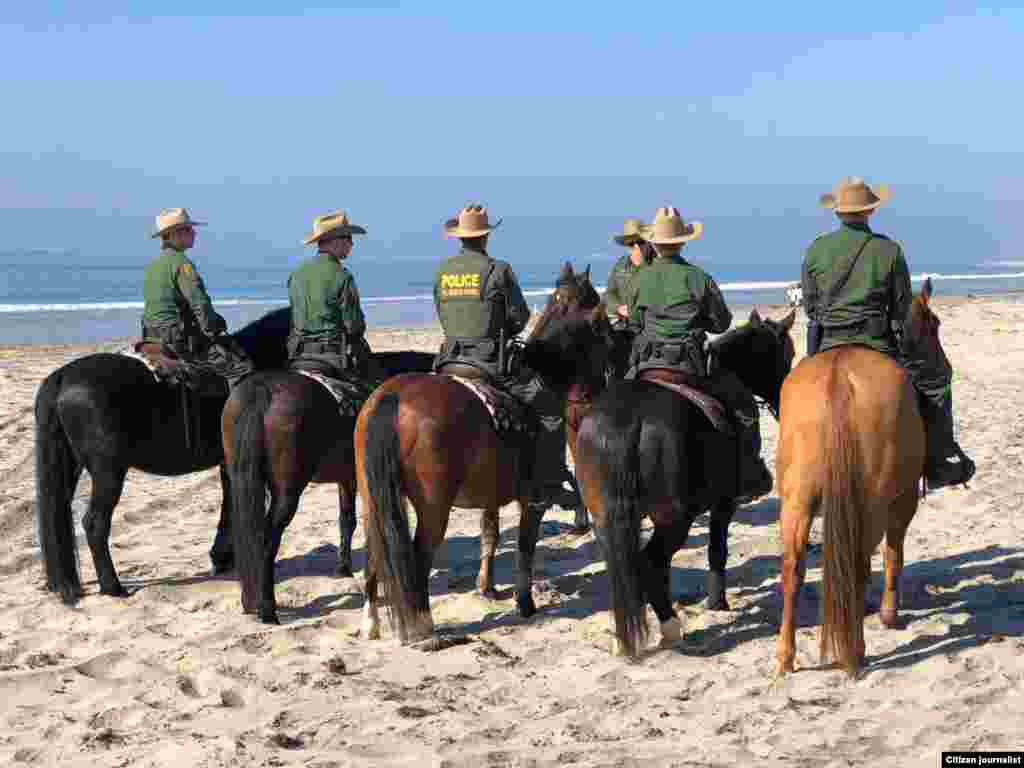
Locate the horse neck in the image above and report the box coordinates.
[715,338,776,403]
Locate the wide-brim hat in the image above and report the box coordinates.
[644,207,703,245]
[819,177,892,213]
[151,207,206,238]
[302,210,368,246]
[444,205,503,238]
[613,218,653,246]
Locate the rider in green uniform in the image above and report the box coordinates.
[604,218,653,378]
[287,210,373,380]
[801,177,975,489]
[626,206,774,502]
[433,204,579,508]
[141,208,253,389]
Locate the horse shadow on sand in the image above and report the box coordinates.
[740,543,1024,673]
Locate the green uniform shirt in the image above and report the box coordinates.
[142,245,224,339]
[604,253,646,320]
[434,246,530,341]
[288,252,366,343]
[627,255,732,341]
[801,222,911,355]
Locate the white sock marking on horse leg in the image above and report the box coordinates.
[362,600,381,640]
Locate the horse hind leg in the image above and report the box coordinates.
[880,489,919,630]
[81,466,129,597]
[775,496,813,677]
[706,498,737,611]
[515,496,546,618]
[257,491,300,625]
[643,517,693,649]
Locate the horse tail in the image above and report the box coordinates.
[602,414,647,658]
[363,392,423,641]
[34,371,82,604]
[819,367,868,676]
[228,379,273,613]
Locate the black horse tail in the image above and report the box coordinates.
[229,378,273,614]
[362,392,425,642]
[603,415,647,658]
[35,371,82,604]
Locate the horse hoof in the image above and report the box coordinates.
[516,592,537,618]
[879,609,899,629]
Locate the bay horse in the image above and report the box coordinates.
[356,264,610,643]
[575,309,796,657]
[774,280,943,677]
[223,350,435,624]
[34,307,291,605]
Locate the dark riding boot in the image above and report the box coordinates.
[207,337,255,390]
[921,391,975,489]
[735,414,773,504]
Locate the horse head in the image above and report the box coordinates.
[709,307,796,418]
[232,307,291,370]
[903,277,951,374]
[523,262,611,396]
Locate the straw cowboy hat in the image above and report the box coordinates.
[444,205,503,238]
[819,177,892,213]
[613,218,653,246]
[151,208,206,238]
[302,210,367,246]
[644,207,703,245]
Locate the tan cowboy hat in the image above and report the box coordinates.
[819,177,892,213]
[613,218,653,246]
[644,207,703,245]
[302,210,367,246]
[151,208,206,238]
[444,205,503,238]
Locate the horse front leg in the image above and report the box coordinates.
[706,498,737,610]
[775,499,812,677]
[477,505,500,599]
[336,480,357,577]
[81,466,129,597]
[515,496,546,618]
[210,464,235,575]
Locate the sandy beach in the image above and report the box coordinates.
[0,297,1022,767]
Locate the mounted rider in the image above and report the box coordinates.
[801,177,975,489]
[433,204,579,507]
[604,218,654,378]
[141,208,254,389]
[625,206,774,502]
[287,211,377,382]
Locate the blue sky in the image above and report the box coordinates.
[1,2,1022,264]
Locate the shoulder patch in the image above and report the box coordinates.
[180,262,195,278]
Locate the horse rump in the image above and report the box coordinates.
[34,370,83,604]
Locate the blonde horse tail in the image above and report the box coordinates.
[819,366,868,676]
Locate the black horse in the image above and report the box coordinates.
[575,309,796,657]
[223,350,435,624]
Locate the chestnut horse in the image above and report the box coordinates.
[222,350,434,624]
[356,264,610,643]
[774,281,944,677]
[575,309,796,657]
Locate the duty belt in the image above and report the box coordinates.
[822,316,890,338]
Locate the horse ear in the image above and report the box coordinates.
[584,264,591,280]
[922,277,933,303]
[780,308,796,332]
[749,308,763,327]
[559,262,574,282]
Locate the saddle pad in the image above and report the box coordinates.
[447,375,539,439]
[118,342,226,397]
[295,369,372,419]
[639,374,732,434]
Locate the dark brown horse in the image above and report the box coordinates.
[774,282,944,677]
[222,351,435,624]
[355,264,610,643]
[575,309,796,657]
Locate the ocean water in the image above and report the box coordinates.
[2,258,1023,346]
